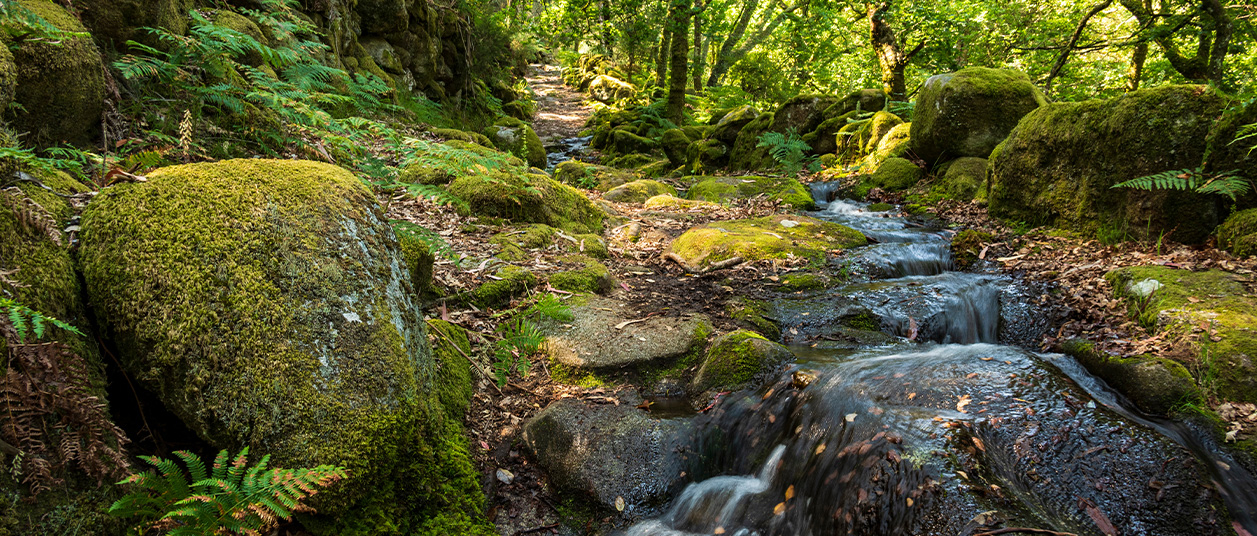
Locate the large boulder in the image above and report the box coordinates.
[1105,265,1257,404]
[603,179,677,204]
[660,128,693,168]
[710,105,759,143]
[542,296,712,374]
[449,171,605,233]
[687,175,813,210]
[727,112,775,171]
[668,214,866,270]
[769,94,842,135]
[589,74,634,103]
[934,156,988,201]
[4,0,106,147]
[76,0,192,50]
[484,118,547,168]
[554,160,636,191]
[911,67,1046,164]
[989,85,1230,243]
[79,160,489,533]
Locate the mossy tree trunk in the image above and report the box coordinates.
[691,3,705,92]
[705,0,801,87]
[868,1,923,102]
[666,0,691,125]
[1127,42,1147,91]
[655,26,672,87]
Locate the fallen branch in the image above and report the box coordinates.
[513,523,560,536]
[431,326,504,395]
[663,253,744,274]
[974,529,1078,536]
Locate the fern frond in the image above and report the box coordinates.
[1112,167,1251,201]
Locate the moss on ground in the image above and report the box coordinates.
[669,214,866,269]
[553,161,635,191]
[951,229,992,269]
[1217,208,1257,258]
[687,175,814,210]
[473,265,537,308]
[779,273,829,291]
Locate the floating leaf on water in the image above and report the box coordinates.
[972,437,985,452]
[785,485,795,500]
[773,502,786,515]
[957,395,972,413]
[815,443,827,455]
[906,497,914,506]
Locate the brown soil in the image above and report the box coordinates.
[527,64,593,141]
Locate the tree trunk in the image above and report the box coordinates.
[868,1,921,101]
[1127,42,1147,91]
[600,0,613,57]
[706,0,759,87]
[655,29,672,87]
[692,8,705,91]
[666,0,691,125]
[1119,0,1231,85]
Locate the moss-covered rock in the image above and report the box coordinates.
[604,152,657,169]
[821,89,887,120]
[643,195,719,210]
[936,157,988,202]
[603,179,677,204]
[687,175,814,210]
[711,105,759,143]
[501,100,535,120]
[549,257,614,294]
[400,139,524,185]
[1205,100,1257,206]
[660,128,692,168]
[79,159,490,533]
[473,265,536,308]
[428,319,474,422]
[1058,339,1198,415]
[770,94,842,135]
[867,202,894,212]
[393,221,437,297]
[668,214,866,270]
[691,330,794,392]
[852,157,923,197]
[588,74,635,103]
[684,139,728,173]
[725,297,781,340]
[988,85,1229,244]
[543,296,712,371]
[3,0,105,148]
[1106,265,1257,403]
[911,67,1045,164]
[805,110,860,156]
[431,127,495,148]
[1217,208,1257,258]
[449,172,604,233]
[484,118,546,168]
[727,112,775,171]
[610,129,658,155]
[779,273,830,291]
[553,160,635,191]
[856,122,912,173]
[950,229,992,270]
[76,0,191,50]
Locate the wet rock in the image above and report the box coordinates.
[523,394,696,513]
[543,296,712,370]
[667,215,865,271]
[911,67,1046,163]
[989,85,1229,244]
[691,331,795,393]
[1107,265,1257,403]
[1058,339,1199,414]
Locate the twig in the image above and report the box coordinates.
[663,253,744,274]
[512,523,560,536]
[974,529,1078,536]
[431,326,504,395]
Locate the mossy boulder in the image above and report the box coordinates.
[428,320,475,421]
[805,110,859,155]
[76,0,191,50]
[660,128,693,167]
[822,88,887,120]
[911,67,1046,164]
[449,172,604,234]
[644,195,719,210]
[603,179,677,204]
[610,128,658,155]
[936,157,988,202]
[1106,265,1257,403]
[711,105,759,143]
[549,257,614,294]
[685,139,730,173]
[393,222,437,297]
[399,140,525,186]
[668,214,866,270]
[687,175,814,210]
[770,94,842,135]
[501,100,535,121]
[1058,339,1198,415]
[727,112,775,171]
[553,160,635,191]
[79,159,489,533]
[1217,208,1257,257]
[431,127,495,148]
[1205,100,1257,205]
[691,331,794,393]
[950,229,992,269]
[988,85,1229,244]
[484,118,546,168]
[589,74,635,103]
[604,152,657,169]
[856,122,913,173]
[853,157,923,197]
[779,273,830,291]
[3,0,105,148]
[725,297,781,340]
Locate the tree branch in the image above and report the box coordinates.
[1043,0,1114,91]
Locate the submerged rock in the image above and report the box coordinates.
[911,67,1045,164]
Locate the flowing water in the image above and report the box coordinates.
[621,188,1257,536]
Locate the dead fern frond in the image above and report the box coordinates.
[0,187,61,245]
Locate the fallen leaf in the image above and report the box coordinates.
[615,496,625,512]
[785,485,795,500]
[972,437,985,452]
[774,502,786,515]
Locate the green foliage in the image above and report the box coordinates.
[757,128,819,176]
[392,219,456,261]
[0,0,89,44]
[0,296,82,343]
[491,294,573,387]
[110,447,346,535]
[1111,167,1252,201]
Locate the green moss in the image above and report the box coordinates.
[399,140,523,186]
[553,161,635,191]
[1217,208,1257,258]
[1105,265,1257,403]
[725,297,781,340]
[687,175,814,210]
[644,195,719,210]
[501,100,535,120]
[483,119,546,168]
[711,105,760,143]
[428,320,474,421]
[727,112,775,171]
[988,85,1229,243]
[430,127,494,148]
[473,265,536,308]
[690,330,792,392]
[911,67,1046,163]
[393,222,437,297]
[853,157,923,197]
[549,257,614,294]
[79,159,489,533]
[449,172,604,234]
[603,179,677,203]
[844,312,880,332]
[660,128,692,167]
[779,273,828,291]
[669,214,866,269]
[685,139,729,174]
[867,203,894,212]
[1058,339,1199,415]
[610,129,657,155]
[951,229,992,269]
[604,153,657,169]
[4,0,105,148]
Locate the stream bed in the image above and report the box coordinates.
[617,189,1257,536]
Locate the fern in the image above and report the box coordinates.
[1111,167,1252,201]
[109,447,347,535]
[0,297,82,343]
[757,128,819,176]
[490,294,572,387]
[391,220,457,261]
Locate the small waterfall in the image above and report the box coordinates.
[810,182,843,207]
[626,446,787,536]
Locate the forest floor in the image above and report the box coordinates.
[527,64,592,140]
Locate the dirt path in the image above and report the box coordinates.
[526,63,592,141]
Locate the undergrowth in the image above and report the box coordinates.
[491,294,573,387]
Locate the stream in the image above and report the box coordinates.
[617,185,1257,536]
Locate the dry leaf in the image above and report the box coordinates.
[774,502,787,515]
[785,485,795,500]
[615,496,625,512]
